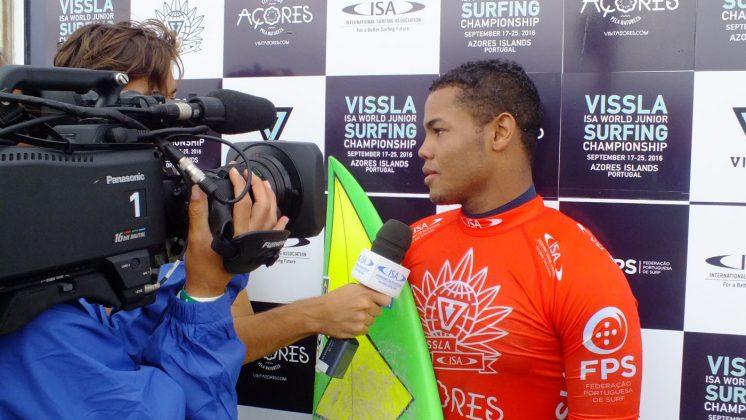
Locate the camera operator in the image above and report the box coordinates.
[54,22,390,363]
[0,166,286,418]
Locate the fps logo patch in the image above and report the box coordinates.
[155,0,205,55]
[578,306,636,382]
[582,307,628,355]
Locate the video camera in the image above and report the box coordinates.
[0,65,325,335]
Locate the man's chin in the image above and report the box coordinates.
[428,192,455,206]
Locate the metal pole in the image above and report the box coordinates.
[0,0,11,64]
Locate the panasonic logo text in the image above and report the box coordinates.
[107,173,145,184]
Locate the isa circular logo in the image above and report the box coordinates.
[358,253,375,267]
[582,307,628,355]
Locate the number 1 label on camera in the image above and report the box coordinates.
[128,190,147,218]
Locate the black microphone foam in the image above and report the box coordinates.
[371,219,413,264]
[206,89,277,134]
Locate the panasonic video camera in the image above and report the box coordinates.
[0,65,324,335]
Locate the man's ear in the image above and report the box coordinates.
[488,112,518,152]
[122,76,154,96]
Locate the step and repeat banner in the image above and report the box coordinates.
[24,1,746,419]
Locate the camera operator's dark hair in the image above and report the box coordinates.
[53,20,183,96]
[430,59,542,159]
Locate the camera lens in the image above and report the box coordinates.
[237,143,302,224]
[225,141,325,239]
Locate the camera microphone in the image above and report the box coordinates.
[316,219,413,378]
[148,89,277,134]
[150,89,278,202]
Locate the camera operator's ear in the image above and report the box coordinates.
[122,76,151,96]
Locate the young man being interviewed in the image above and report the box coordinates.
[404,59,643,419]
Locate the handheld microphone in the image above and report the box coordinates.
[316,219,413,379]
[148,89,277,134]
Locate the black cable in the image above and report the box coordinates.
[138,125,209,139]
[0,91,148,131]
[1,129,157,152]
[0,114,69,139]
[0,113,74,149]
[163,133,253,206]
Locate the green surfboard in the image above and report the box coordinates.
[312,157,442,420]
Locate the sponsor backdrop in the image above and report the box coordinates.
[22,0,746,418]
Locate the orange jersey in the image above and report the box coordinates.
[403,196,642,420]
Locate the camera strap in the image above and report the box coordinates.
[211,229,290,274]
[0,102,26,127]
[207,185,290,273]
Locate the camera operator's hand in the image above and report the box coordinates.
[185,168,289,298]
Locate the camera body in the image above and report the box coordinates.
[0,146,170,285]
[0,65,325,334]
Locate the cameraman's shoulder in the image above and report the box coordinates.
[0,300,100,346]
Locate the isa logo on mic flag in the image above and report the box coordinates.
[352,249,410,298]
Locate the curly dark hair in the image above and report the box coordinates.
[430,59,542,159]
[53,20,183,96]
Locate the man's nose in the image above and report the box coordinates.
[418,135,432,160]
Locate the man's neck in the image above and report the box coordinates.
[462,185,537,219]
[461,167,534,214]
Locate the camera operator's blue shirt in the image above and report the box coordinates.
[0,262,247,420]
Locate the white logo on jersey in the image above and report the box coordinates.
[411,249,513,374]
[543,233,563,281]
[582,307,628,355]
[576,223,607,252]
[413,217,443,239]
[438,297,469,331]
[460,217,502,229]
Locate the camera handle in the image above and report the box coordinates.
[0,249,159,336]
[0,65,127,106]
[206,170,290,274]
